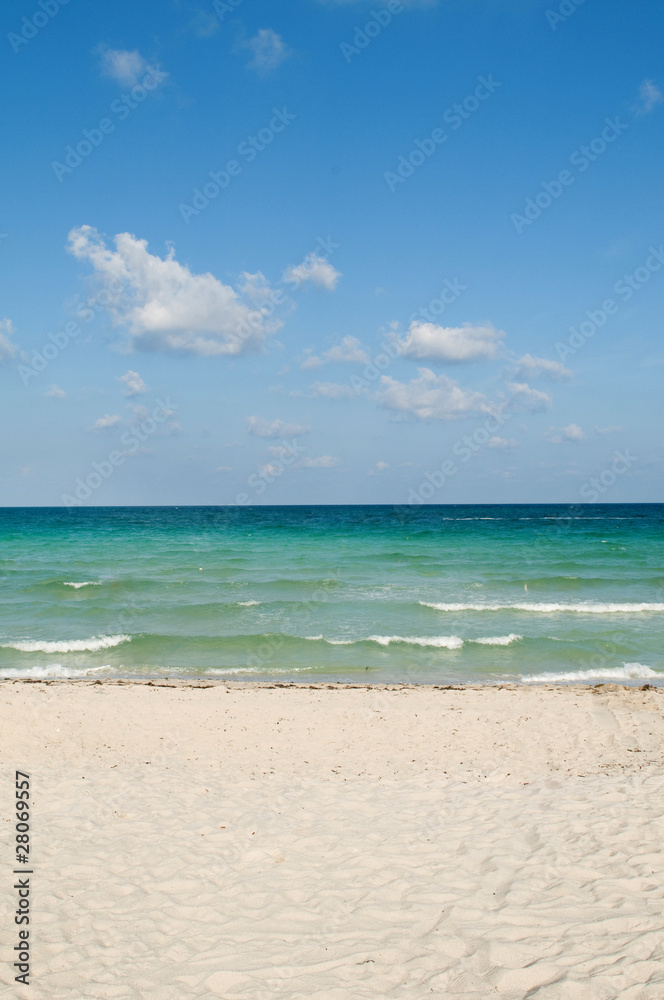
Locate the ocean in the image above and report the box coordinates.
[1,504,663,685]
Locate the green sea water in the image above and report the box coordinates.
[1,504,663,685]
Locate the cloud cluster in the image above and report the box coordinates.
[394,322,502,363]
[90,414,122,431]
[68,226,282,356]
[546,423,586,443]
[301,335,368,369]
[64,220,578,463]
[378,368,493,421]
[98,47,150,88]
[283,253,341,291]
[118,370,148,396]
[514,353,571,380]
[506,381,552,413]
[297,325,572,429]
[245,29,291,74]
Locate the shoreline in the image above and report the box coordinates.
[4,680,664,779]
[2,677,663,697]
[2,677,662,687]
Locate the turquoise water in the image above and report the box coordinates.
[1,504,663,685]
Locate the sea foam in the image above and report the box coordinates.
[1,635,131,654]
[0,664,111,679]
[63,581,101,588]
[367,635,464,649]
[522,663,662,684]
[305,634,521,648]
[305,634,463,648]
[470,634,522,646]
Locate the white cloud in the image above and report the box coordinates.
[258,462,282,478]
[546,423,586,444]
[322,335,368,362]
[309,381,356,399]
[0,319,17,362]
[300,455,339,468]
[246,416,310,438]
[564,423,586,441]
[45,384,66,398]
[238,270,277,305]
[506,381,552,413]
[245,29,291,74]
[514,354,571,380]
[488,436,518,449]
[377,368,492,421]
[90,414,122,431]
[283,253,341,291]
[68,226,281,356]
[636,79,663,116]
[118,370,148,396]
[368,460,389,475]
[301,336,368,369]
[300,351,324,370]
[395,322,502,363]
[98,47,149,87]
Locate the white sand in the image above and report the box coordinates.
[2,680,664,999]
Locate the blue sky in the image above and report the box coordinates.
[1,0,663,505]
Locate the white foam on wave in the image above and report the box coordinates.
[522,663,662,684]
[0,664,111,679]
[63,581,101,589]
[470,634,523,646]
[367,635,464,649]
[306,634,522,649]
[1,635,131,654]
[305,635,355,645]
[305,634,464,649]
[421,601,664,614]
[237,600,260,606]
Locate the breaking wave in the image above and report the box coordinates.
[0,664,111,679]
[1,635,131,654]
[522,663,663,684]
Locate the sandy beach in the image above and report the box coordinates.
[3,681,664,999]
